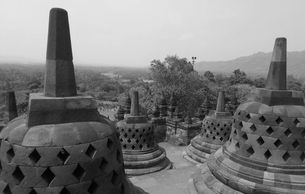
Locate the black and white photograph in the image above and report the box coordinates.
[0,1,305,193]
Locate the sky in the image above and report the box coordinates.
[0,0,305,67]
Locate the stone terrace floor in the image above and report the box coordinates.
[129,142,201,194]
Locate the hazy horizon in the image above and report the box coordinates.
[1,0,305,67]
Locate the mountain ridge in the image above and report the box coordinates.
[195,50,305,77]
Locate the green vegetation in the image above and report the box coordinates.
[1,57,305,120]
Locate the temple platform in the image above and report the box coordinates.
[130,142,200,194]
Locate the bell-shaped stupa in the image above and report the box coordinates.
[116,91,171,175]
[189,37,305,194]
[185,91,232,163]
[0,8,144,194]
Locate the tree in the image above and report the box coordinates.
[229,69,252,85]
[148,55,208,117]
[204,71,215,82]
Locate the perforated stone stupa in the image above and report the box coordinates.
[185,91,232,163]
[116,91,171,175]
[0,8,144,194]
[189,37,305,194]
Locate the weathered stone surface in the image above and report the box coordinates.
[44,8,76,97]
[0,7,145,194]
[190,37,305,194]
[159,97,168,117]
[116,106,125,121]
[116,91,171,175]
[152,118,166,143]
[185,91,232,163]
[166,119,201,146]
[131,91,140,116]
[266,37,286,90]
[27,94,101,127]
[5,91,18,121]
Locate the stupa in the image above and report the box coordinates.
[116,91,171,175]
[189,37,305,194]
[0,8,144,194]
[159,97,167,118]
[5,91,18,122]
[185,91,232,163]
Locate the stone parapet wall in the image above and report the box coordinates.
[166,119,201,146]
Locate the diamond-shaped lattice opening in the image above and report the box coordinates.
[127,139,131,143]
[292,140,300,149]
[259,115,266,123]
[264,150,272,160]
[88,181,98,194]
[57,148,70,164]
[220,128,224,131]
[246,146,255,155]
[245,113,251,120]
[233,130,237,135]
[135,139,139,144]
[73,164,85,181]
[282,152,291,161]
[235,142,240,148]
[216,132,219,135]
[220,137,223,141]
[29,149,41,164]
[6,147,15,163]
[294,118,300,126]
[124,133,128,138]
[132,134,136,138]
[59,187,70,194]
[41,167,55,185]
[12,166,24,184]
[284,128,292,137]
[111,170,119,185]
[274,139,282,148]
[300,152,305,162]
[250,124,257,132]
[239,121,243,127]
[131,145,135,149]
[29,189,38,194]
[3,185,11,194]
[99,158,108,171]
[237,111,241,116]
[256,136,265,145]
[242,133,248,140]
[85,144,97,159]
[224,132,227,136]
[107,138,114,150]
[266,127,274,135]
[275,117,283,124]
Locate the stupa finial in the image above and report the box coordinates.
[44,8,77,97]
[130,91,140,116]
[265,37,287,90]
[5,91,18,121]
[215,91,225,112]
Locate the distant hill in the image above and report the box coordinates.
[195,51,305,77]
